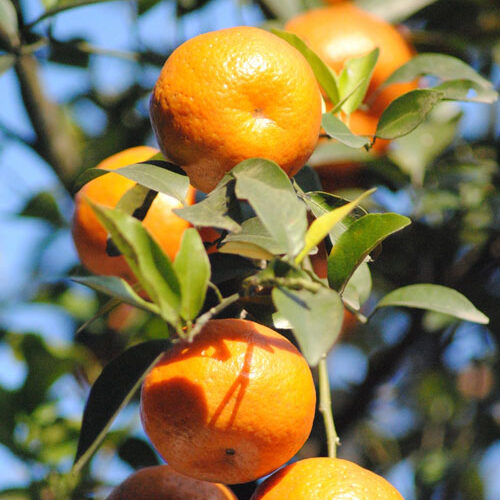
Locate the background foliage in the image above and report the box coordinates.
[1,0,500,498]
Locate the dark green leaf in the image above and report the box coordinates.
[49,38,89,67]
[20,191,64,227]
[375,284,489,324]
[382,53,495,92]
[339,48,379,114]
[328,213,411,291]
[209,253,258,285]
[89,202,181,325]
[71,276,159,314]
[273,286,344,366]
[271,28,339,104]
[375,89,443,140]
[221,217,286,258]
[73,339,171,472]
[174,178,241,233]
[233,159,307,258]
[173,228,210,320]
[322,113,372,149]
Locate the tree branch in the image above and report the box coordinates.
[14,54,81,191]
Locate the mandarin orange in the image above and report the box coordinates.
[72,146,195,282]
[140,318,316,484]
[150,26,322,192]
[106,465,237,500]
[251,457,405,499]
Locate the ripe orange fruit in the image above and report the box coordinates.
[285,3,416,116]
[140,318,316,484]
[106,465,237,500]
[72,146,195,282]
[286,4,415,190]
[150,26,323,193]
[251,457,404,499]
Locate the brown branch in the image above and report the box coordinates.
[14,53,81,191]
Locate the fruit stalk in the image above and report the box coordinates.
[318,355,340,458]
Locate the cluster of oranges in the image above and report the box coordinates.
[72,1,413,498]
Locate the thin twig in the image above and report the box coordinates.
[318,355,340,458]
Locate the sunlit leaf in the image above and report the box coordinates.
[342,261,372,309]
[89,202,181,325]
[328,213,411,291]
[233,159,307,258]
[173,229,210,320]
[375,89,443,139]
[296,189,375,264]
[114,162,190,203]
[375,284,489,324]
[73,339,171,472]
[272,28,339,104]
[339,48,379,114]
[220,217,286,258]
[273,286,344,366]
[357,0,439,22]
[322,113,372,149]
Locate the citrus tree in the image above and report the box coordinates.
[1,0,499,499]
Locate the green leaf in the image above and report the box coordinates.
[220,217,286,259]
[233,159,307,258]
[173,228,210,321]
[114,162,190,203]
[328,213,411,291]
[0,54,15,75]
[0,0,19,45]
[388,104,462,185]
[89,202,181,325]
[382,53,495,92]
[115,184,156,221]
[303,191,367,245]
[357,0,439,22]
[73,168,106,193]
[296,189,375,264]
[73,339,171,472]
[271,28,339,104]
[375,89,444,140]
[272,286,344,366]
[375,284,489,324]
[71,276,159,314]
[339,48,379,114]
[322,113,372,149]
[209,253,258,285]
[20,191,64,227]
[174,178,241,233]
[343,261,372,309]
[434,79,498,104]
[308,141,374,168]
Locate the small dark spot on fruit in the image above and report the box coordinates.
[225,448,236,455]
